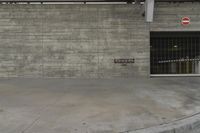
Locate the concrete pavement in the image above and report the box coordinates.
[0,77,200,133]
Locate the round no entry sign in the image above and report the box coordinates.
[181,17,190,26]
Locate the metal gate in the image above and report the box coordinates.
[150,32,200,76]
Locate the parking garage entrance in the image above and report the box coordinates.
[150,31,200,76]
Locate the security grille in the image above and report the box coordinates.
[150,32,200,75]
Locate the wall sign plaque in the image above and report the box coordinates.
[114,58,135,64]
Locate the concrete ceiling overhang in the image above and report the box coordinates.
[0,0,198,23]
[0,0,198,2]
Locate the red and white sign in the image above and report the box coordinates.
[181,17,190,26]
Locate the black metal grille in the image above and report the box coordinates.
[150,32,200,75]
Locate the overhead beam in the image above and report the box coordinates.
[145,0,154,22]
[155,0,198,2]
[0,0,135,2]
[0,0,198,2]
[134,0,140,4]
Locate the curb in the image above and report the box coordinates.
[126,112,200,133]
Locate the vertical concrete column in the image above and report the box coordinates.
[171,62,176,74]
[195,61,200,74]
[145,0,154,22]
[186,61,189,74]
[179,62,182,74]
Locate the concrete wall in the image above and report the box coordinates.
[0,3,199,78]
[151,2,200,31]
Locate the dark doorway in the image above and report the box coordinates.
[150,32,200,75]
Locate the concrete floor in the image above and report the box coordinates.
[0,77,200,133]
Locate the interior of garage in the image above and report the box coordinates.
[151,31,200,75]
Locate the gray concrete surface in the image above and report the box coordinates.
[132,113,200,133]
[0,77,200,133]
[0,3,200,78]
